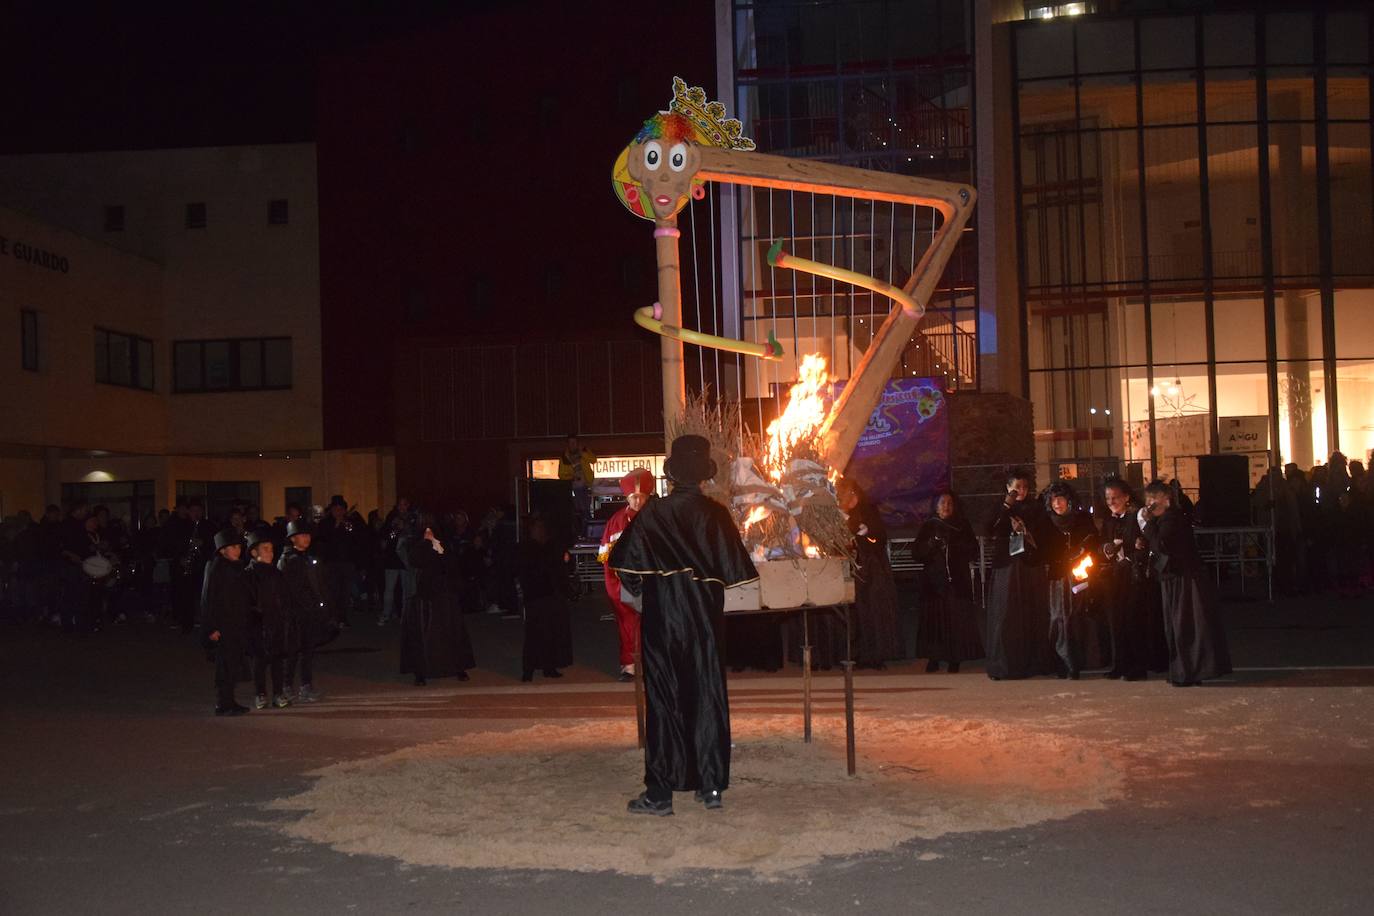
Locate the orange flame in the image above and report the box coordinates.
[801,532,821,559]
[743,505,771,530]
[763,354,831,483]
[1071,554,1094,582]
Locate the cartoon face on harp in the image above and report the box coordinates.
[612,77,755,224]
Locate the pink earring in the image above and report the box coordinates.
[691,185,706,200]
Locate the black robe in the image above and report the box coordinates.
[278,546,331,650]
[984,500,1054,679]
[1043,510,1104,676]
[609,484,758,796]
[516,538,574,674]
[1143,507,1234,685]
[398,537,476,680]
[244,560,291,659]
[913,516,985,664]
[200,555,251,702]
[847,500,904,667]
[1098,511,1151,678]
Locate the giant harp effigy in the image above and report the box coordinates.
[613,79,976,770]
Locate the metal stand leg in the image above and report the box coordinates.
[842,659,856,777]
[802,608,812,744]
[632,647,645,750]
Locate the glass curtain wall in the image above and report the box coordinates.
[731,0,977,398]
[1015,9,1374,494]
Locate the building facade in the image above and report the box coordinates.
[0,144,392,523]
[1013,5,1374,491]
[717,0,1374,498]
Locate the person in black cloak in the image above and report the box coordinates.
[244,531,291,709]
[201,528,250,716]
[278,520,329,703]
[397,521,475,686]
[609,434,758,816]
[1098,478,1150,680]
[1140,481,1234,686]
[984,469,1053,680]
[913,490,984,673]
[516,516,574,682]
[1043,482,1102,679]
[837,478,903,669]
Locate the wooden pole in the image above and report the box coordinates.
[653,216,687,444]
[632,646,645,749]
[802,608,812,744]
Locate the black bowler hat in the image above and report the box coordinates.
[245,530,271,550]
[328,494,347,509]
[286,519,313,538]
[213,528,240,551]
[664,435,717,485]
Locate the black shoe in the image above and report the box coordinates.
[1103,669,1124,679]
[543,668,563,678]
[947,662,960,674]
[413,676,427,687]
[521,671,534,683]
[627,792,673,817]
[1123,672,1147,682]
[215,704,249,717]
[1068,671,1081,680]
[694,789,724,810]
[617,671,634,683]
[925,660,941,673]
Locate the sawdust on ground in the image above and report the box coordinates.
[270,714,1125,878]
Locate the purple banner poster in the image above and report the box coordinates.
[836,377,950,531]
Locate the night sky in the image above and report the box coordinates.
[0,0,508,153]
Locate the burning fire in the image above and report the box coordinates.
[1071,554,1094,582]
[763,353,831,482]
[743,505,771,529]
[800,532,821,559]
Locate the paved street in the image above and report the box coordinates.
[2,594,1372,915]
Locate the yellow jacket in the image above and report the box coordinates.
[558,448,598,486]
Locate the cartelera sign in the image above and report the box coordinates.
[530,455,665,480]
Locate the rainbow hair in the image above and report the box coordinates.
[634,111,698,145]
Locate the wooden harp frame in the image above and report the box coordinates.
[692,146,977,474]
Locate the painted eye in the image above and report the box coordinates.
[643,141,662,171]
[669,142,688,172]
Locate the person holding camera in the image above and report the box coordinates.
[984,469,1053,680]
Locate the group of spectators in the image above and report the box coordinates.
[1255,452,1374,597]
[0,495,526,634]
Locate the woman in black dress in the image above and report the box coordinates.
[517,517,574,681]
[398,520,475,686]
[1042,482,1102,679]
[913,490,984,672]
[837,479,903,669]
[984,469,1053,680]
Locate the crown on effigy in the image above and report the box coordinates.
[669,76,756,151]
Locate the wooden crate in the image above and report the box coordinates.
[724,558,854,612]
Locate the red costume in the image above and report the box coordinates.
[600,468,654,673]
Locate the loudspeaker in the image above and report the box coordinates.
[1197,454,1251,526]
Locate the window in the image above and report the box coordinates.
[103,205,125,232]
[173,337,292,392]
[268,199,289,226]
[94,327,154,391]
[21,309,38,371]
[176,480,261,525]
[284,486,312,514]
[185,202,207,229]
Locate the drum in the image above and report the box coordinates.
[82,554,114,580]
